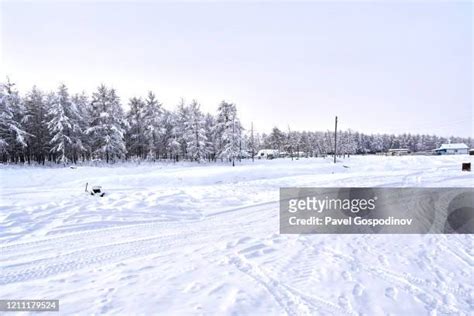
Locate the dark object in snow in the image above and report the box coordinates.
[343,165,350,168]
[462,163,471,172]
[85,182,106,197]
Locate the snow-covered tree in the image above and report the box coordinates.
[214,101,242,166]
[183,100,207,162]
[204,113,216,161]
[268,127,285,151]
[0,79,28,162]
[284,127,293,158]
[173,99,189,160]
[87,85,126,163]
[161,110,180,161]
[46,84,83,164]
[71,92,90,161]
[23,86,49,164]
[371,134,384,153]
[126,97,146,158]
[336,130,356,157]
[142,91,163,159]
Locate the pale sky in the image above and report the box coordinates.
[1,1,472,137]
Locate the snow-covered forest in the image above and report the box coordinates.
[1,79,472,164]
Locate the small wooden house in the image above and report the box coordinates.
[388,148,410,156]
[434,143,468,155]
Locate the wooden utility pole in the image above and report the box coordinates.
[232,115,235,167]
[288,125,293,160]
[334,116,338,163]
[239,139,242,162]
[250,122,255,162]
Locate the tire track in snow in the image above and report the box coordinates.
[0,200,277,260]
[318,247,469,313]
[437,240,474,268]
[226,252,357,316]
[226,253,303,316]
[0,231,199,285]
[0,203,278,285]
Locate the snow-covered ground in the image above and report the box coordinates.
[1,155,473,315]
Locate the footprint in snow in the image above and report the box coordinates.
[342,270,352,281]
[352,283,364,297]
[385,287,398,300]
[338,295,352,309]
[378,254,388,266]
[443,293,457,306]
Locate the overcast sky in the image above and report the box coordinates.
[1,1,472,137]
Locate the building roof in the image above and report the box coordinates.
[437,143,468,150]
[257,149,279,154]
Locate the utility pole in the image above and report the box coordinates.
[239,139,242,162]
[334,116,338,163]
[288,125,293,160]
[232,113,235,167]
[251,122,254,162]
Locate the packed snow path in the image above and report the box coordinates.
[1,156,473,315]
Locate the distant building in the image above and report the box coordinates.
[434,143,468,155]
[239,150,251,159]
[256,149,279,159]
[388,148,410,156]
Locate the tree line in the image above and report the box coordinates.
[0,79,472,165]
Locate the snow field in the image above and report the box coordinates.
[0,155,473,315]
